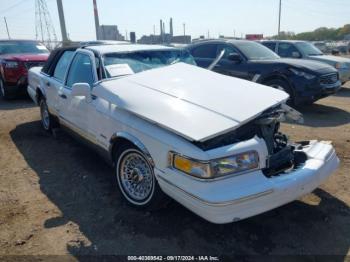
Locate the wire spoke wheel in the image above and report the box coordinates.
[118,150,154,204]
[40,100,50,130]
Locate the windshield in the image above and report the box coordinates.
[296,42,323,56]
[234,41,280,60]
[0,41,49,55]
[103,49,196,78]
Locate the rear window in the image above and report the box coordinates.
[0,41,49,54]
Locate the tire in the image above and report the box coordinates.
[264,79,295,105]
[39,99,57,132]
[115,143,168,210]
[0,78,13,100]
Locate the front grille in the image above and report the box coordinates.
[320,73,338,85]
[24,61,46,70]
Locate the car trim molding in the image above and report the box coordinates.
[156,174,274,207]
[109,131,154,166]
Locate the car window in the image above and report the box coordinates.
[103,49,196,78]
[191,44,218,59]
[278,43,301,58]
[53,51,74,82]
[0,41,49,54]
[262,42,276,52]
[217,44,240,59]
[66,53,94,88]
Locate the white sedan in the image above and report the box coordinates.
[27,44,339,224]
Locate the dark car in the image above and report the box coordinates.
[0,40,49,99]
[260,40,350,85]
[187,40,341,105]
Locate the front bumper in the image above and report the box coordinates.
[4,76,28,96]
[338,68,350,84]
[156,141,339,224]
[294,80,341,104]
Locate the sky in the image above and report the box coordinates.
[0,0,349,41]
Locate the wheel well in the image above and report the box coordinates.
[110,136,154,167]
[261,75,289,85]
[110,137,135,163]
[261,75,294,94]
[36,88,44,104]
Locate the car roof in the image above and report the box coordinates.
[0,39,42,43]
[80,40,130,46]
[260,40,307,43]
[189,39,258,47]
[85,44,175,54]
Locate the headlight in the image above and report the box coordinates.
[211,151,259,177]
[169,151,259,179]
[290,68,315,80]
[4,61,19,69]
[335,62,348,69]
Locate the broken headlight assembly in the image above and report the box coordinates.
[169,151,259,179]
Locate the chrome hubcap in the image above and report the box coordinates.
[119,152,153,201]
[40,102,50,129]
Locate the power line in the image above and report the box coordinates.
[0,0,29,15]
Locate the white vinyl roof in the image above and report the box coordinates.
[86,44,175,54]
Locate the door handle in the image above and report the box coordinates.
[59,93,67,99]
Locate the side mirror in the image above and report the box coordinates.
[227,53,242,63]
[71,83,91,101]
[292,51,301,58]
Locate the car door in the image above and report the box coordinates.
[215,44,251,80]
[277,43,302,59]
[190,43,219,68]
[45,50,74,114]
[57,50,98,142]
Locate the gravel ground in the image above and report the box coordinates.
[0,84,349,260]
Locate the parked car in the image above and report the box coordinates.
[28,44,339,224]
[0,40,49,99]
[79,40,130,46]
[260,40,350,85]
[187,40,341,105]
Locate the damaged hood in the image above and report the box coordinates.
[93,63,288,142]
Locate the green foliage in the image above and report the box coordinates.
[270,24,350,41]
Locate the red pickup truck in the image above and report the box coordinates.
[0,40,49,99]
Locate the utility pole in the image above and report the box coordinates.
[183,23,186,36]
[278,0,282,37]
[56,0,68,44]
[93,0,100,40]
[3,17,10,39]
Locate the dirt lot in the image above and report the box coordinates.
[0,85,349,260]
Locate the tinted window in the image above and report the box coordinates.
[191,44,218,58]
[278,43,301,58]
[0,41,49,54]
[262,42,276,52]
[53,51,74,81]
[66,53,94,88]
[234,41,279,60]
